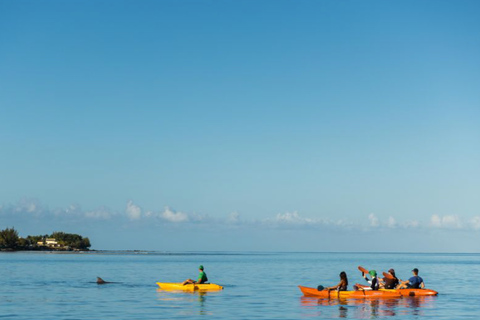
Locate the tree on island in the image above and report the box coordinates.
[0,227,19,250]
[50,231,91,250]
[0,227,91,251]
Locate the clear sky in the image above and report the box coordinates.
[1,0,479,252]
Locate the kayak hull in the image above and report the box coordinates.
[354,283,438,296]
[298,286,401,299]
[156,282,223,291]
[386,288,438,296]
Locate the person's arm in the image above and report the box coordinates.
[327,281,342,290]
[420,281,425,289]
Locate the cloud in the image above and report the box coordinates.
[126,200,142,220]
[471,217,480,230]
[403,220,420,228]
[228,212,240,223]
[161,207,189,223]
[2,198,479,235]
[386,216,397,228]
[84,207,113,220]
[274,211,315,225]
[9,198,45,215]
[368,213,379,227]
[430,214,462,229]
[53,204,83,217]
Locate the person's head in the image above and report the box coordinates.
[388,268,396,277]
[339,271,348,281]
[369,270,377,277]
[199,265,204,271]
[412,268,419,275]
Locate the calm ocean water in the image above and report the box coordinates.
[1,251,479,319]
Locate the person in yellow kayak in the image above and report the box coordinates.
[182,265,208,285]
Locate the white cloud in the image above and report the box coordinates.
[161,207,189,223]
[386,216,397,228]
[13,198,43,214]
[85,207,112,220]
[2,198,480,235]
[53,204,82,216]
[228,212,240,223]
[403,220,420,228]
[126,200,142,220]
[274,211,317,225]
[430,214,462,229]
[471,216,480,230]
[368,213,379,227]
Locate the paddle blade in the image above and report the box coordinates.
[358,266,369,274]
[383,272,394,280]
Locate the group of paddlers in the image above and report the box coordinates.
[321,267,425,292]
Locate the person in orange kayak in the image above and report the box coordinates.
[182,265,208,285]
[398,268,425,289]
[325,271,349,291]
[362,270,380,290]
[382,268,400,289]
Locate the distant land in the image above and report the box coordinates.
[0,227,91,251]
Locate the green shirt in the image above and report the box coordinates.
[197,271,208,283]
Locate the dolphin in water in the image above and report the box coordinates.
[96,277,112,284]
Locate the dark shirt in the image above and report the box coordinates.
[383,277,399,289]
[365,276,380,290]
[338,279,348,291]
[407,275,423,288]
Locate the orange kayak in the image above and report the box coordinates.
[386,288,438,296]
[298,286,401,299]
[355,283,438,296]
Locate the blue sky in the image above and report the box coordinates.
[1,0,479,252]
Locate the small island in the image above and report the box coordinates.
[0,227,91,251]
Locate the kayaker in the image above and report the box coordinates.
[326,271,348,291]
[382,268,400,289]
[399,268,424,289]
[362,270,380,290]
[182,265,208,285]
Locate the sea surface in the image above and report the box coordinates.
[1,251,479,319]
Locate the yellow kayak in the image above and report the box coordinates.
[156,282,223,291]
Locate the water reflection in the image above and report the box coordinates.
[300,296,436,318]
[156,290,212,316]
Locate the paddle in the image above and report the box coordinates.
[357,266,369,275]
[383,272,394,280]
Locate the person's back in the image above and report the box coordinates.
[408,275,423,288]
[383,269,399,289]
[399,268,425,289]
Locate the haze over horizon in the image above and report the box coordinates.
[1,0,479,252]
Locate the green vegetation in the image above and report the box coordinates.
[50,231,91,249]
[0,228,20,250]
[0,227,91,251]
